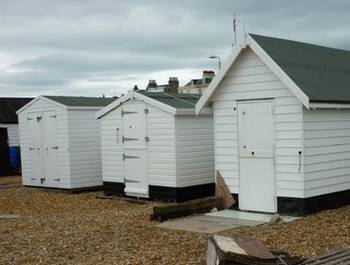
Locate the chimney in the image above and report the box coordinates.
[147,80,157,90]
[202,70,215,84]
[166,77,179,93]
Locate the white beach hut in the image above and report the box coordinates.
[96,91,215,202]
[196,33,350,215]
[17,96,115,190]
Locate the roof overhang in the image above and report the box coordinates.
[16,96,66,114]
[195,34,312,114]
[96,91,211,119]
[17,96,111,114]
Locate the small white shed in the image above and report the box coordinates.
[17,96,115,190]
[196,33,350,215]
[96,91,215,202]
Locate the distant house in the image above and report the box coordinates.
[196,33,350,215]
[178,70,215,94]
[146,77,179,93]
[0,97,33,176]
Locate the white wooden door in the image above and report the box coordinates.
[122,102,148,197]
[43,111,59,188]
[238,101,276,213]
[27,112,44,186]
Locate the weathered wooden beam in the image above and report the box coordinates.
[151,196,224,222]
[206,235,303,265]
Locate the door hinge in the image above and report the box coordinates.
[51,146,59,150]
[27,117,33,121]
[53,178,60,182]
[31,178,37,181]
[123,153,139,160]
[121,110,138,117]
[29,147,35,151]
[122,136,138,143]
[50,115,57,118]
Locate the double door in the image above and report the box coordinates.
[28,111,59,187]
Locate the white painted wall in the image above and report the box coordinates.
[175,115,215,187]
[0,123,19,146]
[212,48,304,198]
[303,108,350,197]
[146,104,177,187]
[100,99,216,189]
[100,107,124,183]
[18,98,71,188]
[68,109,103,188]
[99,100,177,187]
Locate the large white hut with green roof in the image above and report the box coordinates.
[196,33,350,215]
[17,96,115,190]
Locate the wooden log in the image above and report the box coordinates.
[151,196,224,222]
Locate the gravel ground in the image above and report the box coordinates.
[1,176,349,264]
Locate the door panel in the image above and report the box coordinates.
[43,111,59,188]
[122,103,148,197]
[28,112,44,185]
[238,101,276,213]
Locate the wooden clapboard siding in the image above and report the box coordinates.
[100,107,124,184]
[146,104,177,187]
[68,109,103,188]
[18,97,71,188]
[0,124,20,146]
[175,115,215,187]
[304,109,350,197]
[212,48,304,198]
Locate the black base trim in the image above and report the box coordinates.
[230,193,239,209]
[232,189,350,216]
[103,182,125,196]
[149,183,215,203]
[278,189,350,216]
[24,185,102,193]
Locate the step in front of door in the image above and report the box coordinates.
[125,187,149,198]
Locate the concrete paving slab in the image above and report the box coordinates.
[206,210,300,223]
[158,214,264,234]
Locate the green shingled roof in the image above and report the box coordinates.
[137,91,201,109]
[45,96,115,107]
[250,34,350,104]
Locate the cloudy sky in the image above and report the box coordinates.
[0,0,350,97]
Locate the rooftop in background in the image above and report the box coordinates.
[0,98,33,124]
[250,33,350,104]
[137,91,201,109]
[45,96,116,107]
[184,70,215,87]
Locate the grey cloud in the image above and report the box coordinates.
[0,0,349,97]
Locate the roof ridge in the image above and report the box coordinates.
[249,33,350,54]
